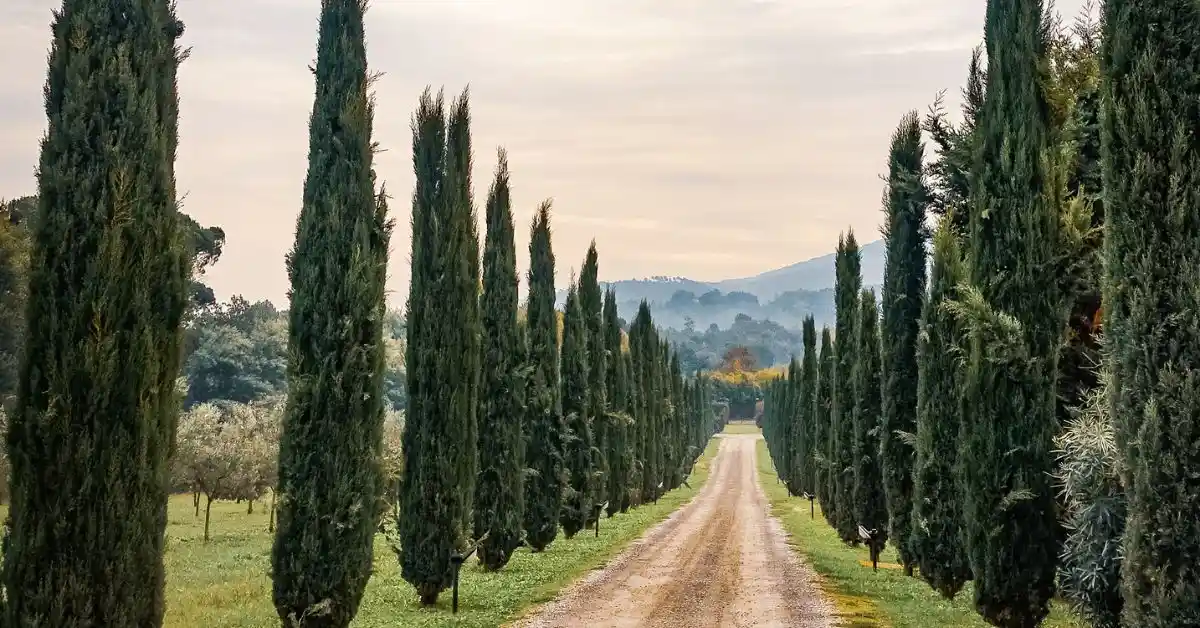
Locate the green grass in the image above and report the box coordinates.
[723,420,761,435]
[752,437,1085,628]
[127,438,718,627]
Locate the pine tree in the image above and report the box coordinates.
[2,2,189,623]
[797,316,818,496]
[911,219,971,600]
[957,0,1065,623]
[833,232,863,544]
[523,202,563,552]
[397,88,480,606]
[578,244,607,518]
[603,289,630,517]
[1102,0,1200,623]
[474,149,524,571]
[816,327,836,524]
[560,284,593,538]
[879,111,929,575]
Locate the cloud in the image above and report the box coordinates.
[0,0,1090,306]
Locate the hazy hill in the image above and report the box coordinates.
[566,238,886,334]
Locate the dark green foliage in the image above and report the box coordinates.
[474,150,524,571]
[853,290,888,546]
[0,210,28,408]
[1055,375,1124,628]
[816,328,836,524]
[795,317,818,496]
[957,0,1065,623]
[879,111,928,575]
[911,220,971,600]
[622,349,640,508]
[781,359,800,495]
[666,349,685,489]
[603,290,632,516]
[925,47,986,241]
[560,285,593,538]
[832,232,862,545]
[1102,1,1200,624]
[631,302,661,503]
[523,202,563,552]
[579,244,607,517]
[397,88,481,606]
[2,2,189,623]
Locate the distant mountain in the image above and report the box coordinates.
[566,239,886,334]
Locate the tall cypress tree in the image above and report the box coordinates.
[560,284,592,538]
[880,111,929,576]
[779,358,798,494]
[797,316,818,496]
[474,149,524,571]
[666,350,685,489]
[833,232,863,544]
[2,2,189,623]
[1102,0,1200,623]
[816,327,836,523]
[958,0,1065,623]
[622,348,639,509]
[632,302,661,503]
[911,219,971,600]
[397,88,480,606]
[853,290,888,547]
[523,202,563,552]
[603,289,630,517]
[578,244,607,516]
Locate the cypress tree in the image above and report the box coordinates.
[816,327,836,524]
[797,316,818,496]
[879,110,929,576]
[833,232,862,544]
[1102,0,1200,623]
[632,303,661,503]
[780,359,799,495]
[667,350,685,489]
[560,284,593,538]
[523,201,563,552]
[853,290,888,550]
[603,289,630,517]
[578,244,607,517]
[397,88,480,606]
[911,219,971,600]
[2,2,188,623]
[474,149,524,571]
[622,348,639,510]
[958,0,1065,623]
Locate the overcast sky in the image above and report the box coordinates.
[1,0,1088,307]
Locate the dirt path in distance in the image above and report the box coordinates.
[512,433,835,628]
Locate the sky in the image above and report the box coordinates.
[1,0,1088,307]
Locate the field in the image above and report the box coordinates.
[753,437,1085,628]
[36,438,716,627]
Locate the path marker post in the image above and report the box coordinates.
[593,501,609,538]
[451,531,489,614]
[803,492,815,519]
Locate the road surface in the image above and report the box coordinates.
[514,433,835,628]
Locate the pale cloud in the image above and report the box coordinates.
[0,0,1089,306]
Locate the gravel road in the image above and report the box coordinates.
[512,433,836,628]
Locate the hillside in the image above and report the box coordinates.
[577,239,886,333]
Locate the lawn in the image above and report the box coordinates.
[152,437,720,627]
[753,438,1084,628]
[723,420,761,435]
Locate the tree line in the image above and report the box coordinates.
[0,1,722,626]
[762,2,1198,627]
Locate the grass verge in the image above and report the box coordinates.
[753,438,1084,628]
[159,437,719,627]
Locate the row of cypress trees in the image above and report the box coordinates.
[397,90,722,607]
[0,1,719,625]
[764,1,1200,626]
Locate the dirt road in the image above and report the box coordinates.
[514,433,835,628]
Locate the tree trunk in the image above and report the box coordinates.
[204,495,214,543]
[247,499,254,515]
[268,490,277,533]
[193,490,200,517]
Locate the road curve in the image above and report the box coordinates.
[513,433,835,628]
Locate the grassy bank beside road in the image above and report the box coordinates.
[150,437,720,627]
[754,438,1083,628]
